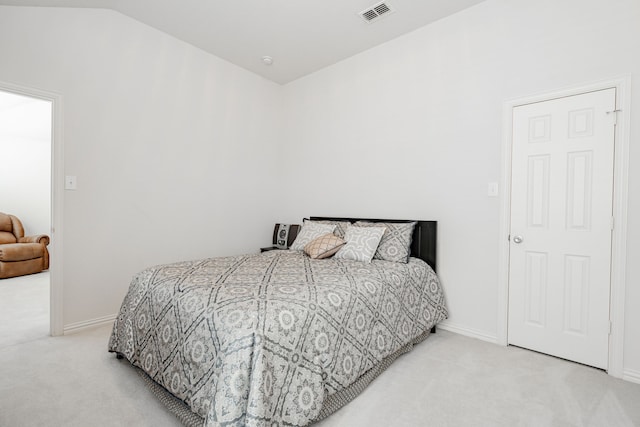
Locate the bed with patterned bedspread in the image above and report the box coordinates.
[108,248,447,426]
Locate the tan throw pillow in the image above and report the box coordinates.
[304,233,346,259]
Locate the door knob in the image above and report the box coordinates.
[513,235,524,244]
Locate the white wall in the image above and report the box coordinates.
[281,0,640,377]
[1,1,639,380]
[0,92,51,236]
[0,6,283,326]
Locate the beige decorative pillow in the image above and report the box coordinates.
[304,233,346,259]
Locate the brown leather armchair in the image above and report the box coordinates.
[0,212,50,279]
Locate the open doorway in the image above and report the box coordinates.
[0,90,52,347]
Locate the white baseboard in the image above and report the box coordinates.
[438,322,640,384]
[437,320,498,344]
[623,369,640,384]
[64,314,116,335]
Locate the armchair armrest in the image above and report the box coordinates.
[19,234,50,246]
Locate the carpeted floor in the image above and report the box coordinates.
[1,320,639,427]
[0,271,49,348]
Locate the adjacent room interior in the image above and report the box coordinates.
[0,90,51,347]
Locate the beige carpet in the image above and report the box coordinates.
[0,271,49,349]
[1,321,639,427]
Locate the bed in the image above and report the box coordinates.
[108,217,448,426]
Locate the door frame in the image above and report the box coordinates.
[0,80,64,337]
[497,77,631,378]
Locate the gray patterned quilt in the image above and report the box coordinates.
[108,250,448,427]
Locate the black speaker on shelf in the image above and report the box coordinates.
[272,224,300,249]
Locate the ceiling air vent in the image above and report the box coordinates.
[359,2,395,23]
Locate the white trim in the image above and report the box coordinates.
[497,76,630,378]
[63,314,116,335]
[0,80,65,337]
[623,369,640,385]
[437,321,498,344]
[496,99,514,347]
[607,77,631,379]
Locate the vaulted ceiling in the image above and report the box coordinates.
[0,0,486,84]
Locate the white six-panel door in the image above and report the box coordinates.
[508,88,616,369]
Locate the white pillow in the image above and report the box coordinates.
[334,226,386,263]
[289,222,336,251]
[306,219,352,239]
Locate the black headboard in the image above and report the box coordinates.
[309,217,437,272]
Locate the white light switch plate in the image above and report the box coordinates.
[65,175,77,190]
[488,182,499,197]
